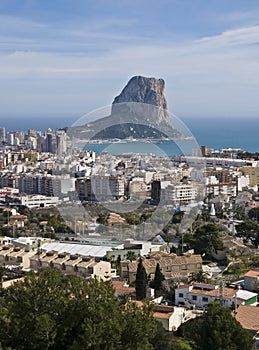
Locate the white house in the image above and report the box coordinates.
[153,304,186,331]
[175,282,258,309]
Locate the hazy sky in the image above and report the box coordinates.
[1,0,259,120]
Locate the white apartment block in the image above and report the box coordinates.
[162,183,199,205]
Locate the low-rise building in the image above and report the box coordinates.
[107,239,169,262]
[175,282,258,309]
[29,249,116,281]
[111,280,135,297]
[0,245,34,269]
[19,195,60,208]
[133,300,186,331]
[9,214,28,228]
[153,304,186,331]
[120,253,203,282]
[241,166,259,190]
[234,305,259,347]
[244,269,259,292]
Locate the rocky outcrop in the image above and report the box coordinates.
[70,76,181,140]
[112,76,171,125]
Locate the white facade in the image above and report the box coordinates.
[175,283,258,309]
[20,195,60,208]
[162,183,198,205]
[237,175,250,192]
[153,305,186,331]
[179,156,257,168]
[91,175,124,198]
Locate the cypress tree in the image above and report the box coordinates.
[153,263,165,296]
[135,258,147,300]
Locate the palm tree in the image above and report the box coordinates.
[126,251,136,262]
[189,270,210,283]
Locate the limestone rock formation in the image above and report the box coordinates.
[112,76,171,125]
[70,76,181,140]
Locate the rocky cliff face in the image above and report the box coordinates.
[112,76,171,125]
[70,76,181,140]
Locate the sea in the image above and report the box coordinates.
[1,115,258,156]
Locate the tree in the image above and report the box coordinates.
[96,213,108,225]
[248,208,259,222]
[135,258,147,300]
[235,221,259,247]
[188,270,209,284]
[178,302,254,350]
[126,251,136,262]
[0,268,159,350]
[150,263,165,297]
[150,320,195,350]
[186,223,224,255]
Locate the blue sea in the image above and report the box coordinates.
[0,115,258,155]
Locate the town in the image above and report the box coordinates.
[0,125,258,348]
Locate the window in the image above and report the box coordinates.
[179,293,184,298]
[202,297,208,302]
[192,295,197,301]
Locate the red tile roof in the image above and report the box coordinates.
[244,269,259,278]
[235,305,259,331]
[111,280,135,295]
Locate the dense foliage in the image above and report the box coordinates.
[0,269,158,350]
[235,221,259,247]
[177,302,255,350]
[184,223,224,255]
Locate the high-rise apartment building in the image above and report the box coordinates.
[0,128,5,143]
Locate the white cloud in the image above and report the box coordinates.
[0,23,259,118]
[195,25,259,46]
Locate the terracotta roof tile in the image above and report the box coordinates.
[244,269,259,278]
[235,305,259,331]
[111,281,135,295]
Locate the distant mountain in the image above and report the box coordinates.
[69,76,182,140]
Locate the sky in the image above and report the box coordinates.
[1,0,259,123]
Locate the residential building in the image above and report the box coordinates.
[152,304,186,331]
[75,175,124,201]
[29,248,116,281]
[9,214,28,228]
[0,245,34,269]
[120,253,202,282]
[244,269,259,292]
[111,280,135,297]
[206,182,237,196]
[234,305,259,347]
[175,282,258,308]
[241,167,259,190]
[0,127,5,143]
[133,300,186,331]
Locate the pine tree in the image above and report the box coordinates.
[135,258,147,300]
[178,302,254,350]
[0,268,158,349]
